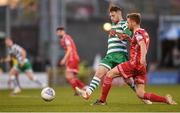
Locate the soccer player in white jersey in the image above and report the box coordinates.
[5,38,45,94]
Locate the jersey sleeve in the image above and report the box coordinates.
[65,38,71,46]
[121,22,133,37]
[135,32,144,42]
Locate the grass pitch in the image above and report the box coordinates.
[0,85,180,112]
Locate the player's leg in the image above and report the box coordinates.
[123,78,136,91]
[25,70,44,87]
[73,75,85,90]
[9,67,21,94]
[123,77,152,104]
[75,55,112,100]
[67,59,85,89]
[75,65,109,99]
[15,73,20,88]
[87,65,109,94]
[136,81,177,105]
[65,70,86,96]
[95,62,138,105]
[96,62,133,104]
[65,60,85,93]
[93,53,136,105]
[113,53,136,91]
[9,67,19,88]
[23,61,45,87]
[65,70,78,90]
[74,76,85,90]
[76,65,109,99]
[93,66,120,105]
[8,69,19,88]
[84,55,113,96]
[118,63,152,104]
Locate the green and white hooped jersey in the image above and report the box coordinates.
[8,44,26,64]
[107,20,132,55]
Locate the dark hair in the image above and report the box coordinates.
[109,6,122,12]
[127,13,141,24]
[56,26,65,31]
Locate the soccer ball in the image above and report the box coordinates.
[103,22,111,31]
[41,87,55,102]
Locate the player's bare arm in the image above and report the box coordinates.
[20,48,27,66]
[21,48,27,60]
[138,40,147,66]
[60,45,72,65]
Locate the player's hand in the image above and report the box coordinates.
[118,33,130,40]
[60,59,66,65]
[109,30,116,37]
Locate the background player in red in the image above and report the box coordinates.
[56,27,85,95]
[98,13,177,105]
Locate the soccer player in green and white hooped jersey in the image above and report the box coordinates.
[106,20,130,55]
[5,38,45,94]
[75,6,152,105]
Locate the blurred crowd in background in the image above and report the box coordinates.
[0,0,180,72]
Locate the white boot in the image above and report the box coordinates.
[13,87,21,95]
[142,99,152,104]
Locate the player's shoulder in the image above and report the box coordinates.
[64,34,72,40]
[136,28,147,35]
[65,34,69,37]
[13,44,24,50]
[119,20,127,25]
[12,44,20,48]
[120,20,127,23]
[135,28,149,40]
[112,20,127,29]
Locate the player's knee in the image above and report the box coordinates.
[95,70,105,78]
[106,70,114,78]
[65,74,74,80]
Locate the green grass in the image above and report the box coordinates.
[0,85,180,112]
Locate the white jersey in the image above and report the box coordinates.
[8,44,26,64]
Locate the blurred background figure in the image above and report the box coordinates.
[4,38,45,94]
[56,26,85,95]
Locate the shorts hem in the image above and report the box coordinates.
[117,65,128,78]
[25,69,33,73]
[99,63,111,70]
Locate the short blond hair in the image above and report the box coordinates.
[127,13,141,24]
